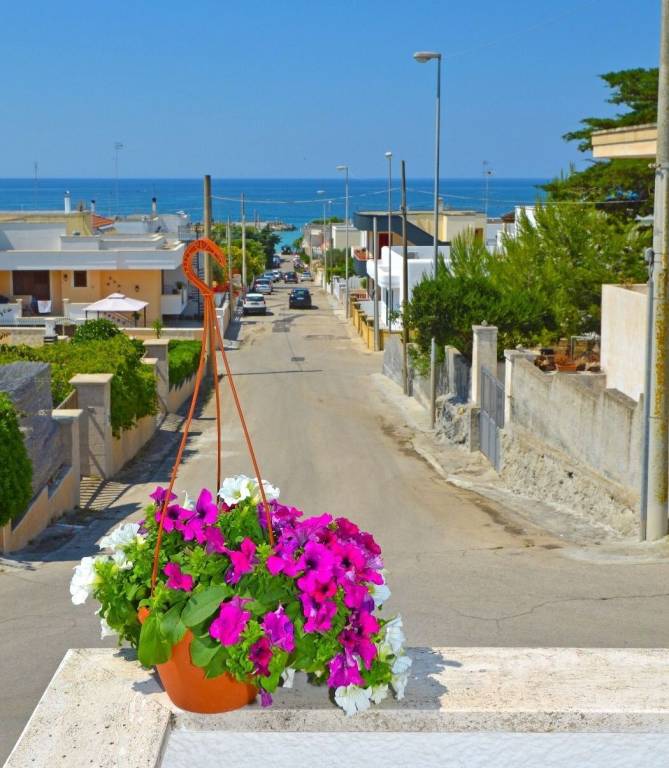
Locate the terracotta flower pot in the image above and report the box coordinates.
[138,607,257,714]
[555,361,579,373]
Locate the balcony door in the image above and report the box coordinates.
[12,270,51,300]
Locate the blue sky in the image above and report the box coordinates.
[1,0,660,179]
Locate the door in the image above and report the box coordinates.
[12,270,51,300]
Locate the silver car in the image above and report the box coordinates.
[299,271,312,282]
[242,293,266,315]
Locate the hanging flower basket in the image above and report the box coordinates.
[70,239,409,716]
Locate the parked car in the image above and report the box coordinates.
[253,279,272,294]
[242,293,267,315]
[289,288,312,309]
[299,270,312,282]
[262,271,277,283]
[283,271,298,284]
[271,269,282,281]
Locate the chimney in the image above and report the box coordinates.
[64,191,71,214]
[151,197,157,216]
[90,199,96,213]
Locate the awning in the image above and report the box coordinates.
[83,293,148,313]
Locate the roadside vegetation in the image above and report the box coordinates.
[211,224,281,285]
[406,66,655,362]
[167,339,202,390]
[0,392,32,526]
[0,330,157,435]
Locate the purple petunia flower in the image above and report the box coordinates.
[178,489,218,542]
[327,652,364,688]
[261,605,295,652]
[225,538,257,584]
[249,636,273,676]
[298,541,335,582]
[203,526,226,554]
[342,581,374,613]
[295,514,333,545]
[260,690,273,707]
[209,597,251,646]
[154,503,184,533]
[163,562,194,592]
[297,571,337,604]
[301,594,337,633]
[150,486,177,505]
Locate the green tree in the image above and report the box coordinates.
[543,67,658,216]
[0,392,33,526]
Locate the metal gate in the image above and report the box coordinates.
[479,366,504,470]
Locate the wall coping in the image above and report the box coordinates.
[69,373,113,385]
[6,647,669,767]
[143,339,170,347]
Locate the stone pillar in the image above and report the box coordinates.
[503,349,537,426]
[471,325,498,405]
[69,374,113,478]
[143,339,169,412]
[62,298,70,320]
[52,408,83,508]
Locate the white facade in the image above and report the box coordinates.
[365,245,449,327]
[331,223,367,250]
[0,220,185,271]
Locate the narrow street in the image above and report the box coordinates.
[3,278,669,761]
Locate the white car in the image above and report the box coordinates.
[253,279,272,295]
[299,271,312,282]
[242,293,266,315]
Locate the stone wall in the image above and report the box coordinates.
[0,362,63,496]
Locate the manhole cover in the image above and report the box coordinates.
[291,356,305,362]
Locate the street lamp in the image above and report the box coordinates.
[483,160,493,220]
[413,49,442,428]
[336,164,350,317]
[385,151,392,328]
[317,189,326,287]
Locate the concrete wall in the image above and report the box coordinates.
[110,414,157,476]
[600,284,646,402]
[506,357,642,492]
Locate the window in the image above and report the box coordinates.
[13,270,50,300]
[73,271,87,288]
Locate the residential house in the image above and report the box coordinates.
[0,195,188,324]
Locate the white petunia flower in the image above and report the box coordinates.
[391,654,412,700]
[378,615,406,657]
[70,556,100,605]
[111,550,133,570]
[100,616,117,639]
[281,667,296,689]
[369,684,389,704]
[218,475,280,506]
[182,491,195,511]
[218,475,255,506]
[372,579,391,608]
[98,522,143,552]
[334,685,372,717]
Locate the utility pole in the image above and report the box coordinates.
[203,175,212,287]
[226,216,233,303]
[401,161,410,395]
[336,165,350,317]
[373,216,380,351]
[241,192,247,293]
[385,152,393,327]
[646,0,669,540]
[483,160,493,219]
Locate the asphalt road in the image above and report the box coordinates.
[2,274,669,761]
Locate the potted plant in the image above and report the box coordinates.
[554,353,579,373]
[71,476,410,716]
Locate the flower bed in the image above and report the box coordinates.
[71,477,410,716]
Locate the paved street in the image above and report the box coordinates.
[3,277,669,761]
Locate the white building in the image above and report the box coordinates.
[365,244,450,329]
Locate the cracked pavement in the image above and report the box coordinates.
[3,281,669,762]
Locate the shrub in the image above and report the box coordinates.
[0,393,33,526]
[72,319,121,344]
[152,319,164,339]
[168,340,202,390]
[0,336,157,436]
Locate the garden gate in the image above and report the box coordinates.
[479,365,504,470]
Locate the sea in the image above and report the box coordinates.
[0,177,547,249]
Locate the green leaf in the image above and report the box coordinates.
[159,603,187,646]
[138,613,172,667]
[190,635,220,668]
[181,584,231,627]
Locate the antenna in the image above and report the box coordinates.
[114,141,124,216]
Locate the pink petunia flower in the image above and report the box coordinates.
[209,597,251,646]
[154,503,184,533]
[226,538,257,584]
[249,637,273,676]
[327,652,364,688]
[297,571,337,604]
[301,594,338,633]
[178,489,219,543]
[163,562,194,592]
[261,605,295,652]
[150,486,177,505]
[203,526,226,554]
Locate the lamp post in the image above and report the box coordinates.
[317,189,326,288]
[336,165,350,317]
[483,160,493,220]
[413,50,442,428]
[385,151,393,328]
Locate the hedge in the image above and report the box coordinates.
[0,336,157,436]
[0,392,33,526]
[168,340,202,390]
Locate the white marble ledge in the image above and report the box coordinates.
[5,647,669,768]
